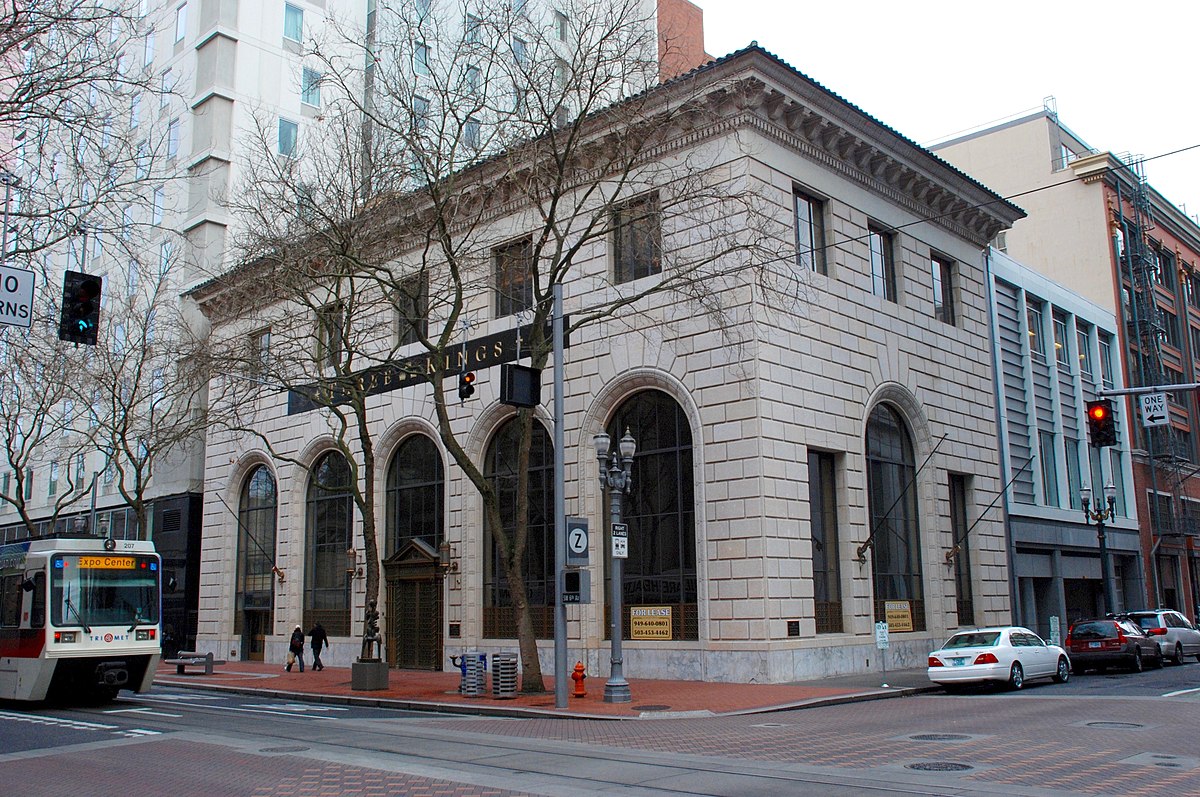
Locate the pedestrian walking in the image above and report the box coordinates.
[308,622,328,671]
[287,625,305,672]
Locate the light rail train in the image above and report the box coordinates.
[0,535,162,702]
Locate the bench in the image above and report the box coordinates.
[164,650,227,675]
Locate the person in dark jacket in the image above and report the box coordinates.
[308,622,328,671]
[287,625,305,672]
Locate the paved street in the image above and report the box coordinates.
[2,664,1198,796]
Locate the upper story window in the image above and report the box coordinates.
[1052,313,1069,367]
[174,3,187,44]
[1155,246,1177,290]
[278,118,298,156]
[512,37,527,65]
[316,303,345,369]
[613,193,661,284]
[1160,308,1182,350]
[465,15,481,44]
[793,188,826,275]
[867,223,896,302]
[930,253,955,325]
[554,10,568,40]
[1099,335,1115,389]
[415,43,431,75]
[301,68,322,107]
[166,118,180,159]
[1077,326,1093,377]
[249,327,271,374]
[144,32,155,66]
[494,237,534,318]
[395,274,428,347]
[1026,303,1045,361]
[284,3,303,42]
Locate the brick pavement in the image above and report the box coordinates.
[415,693,1200,795]
[153,659,924,718]
[3,738,532,797]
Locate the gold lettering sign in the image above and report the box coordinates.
[630,606,673,640]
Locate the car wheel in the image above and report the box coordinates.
[1154,647,1165,669]
[1009,662,1024,690]
[1130,649,1144,673]
[1052,656,1070,684]
[1170,643,1184,665]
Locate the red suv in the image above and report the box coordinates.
[1065,617,1165,673]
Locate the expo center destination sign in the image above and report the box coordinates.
[287,318,567,415]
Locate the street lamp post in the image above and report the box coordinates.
[1081,483,1118,615]
[593,428,636,704]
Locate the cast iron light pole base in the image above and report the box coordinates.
[603,674,632,703]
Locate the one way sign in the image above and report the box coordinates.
[1140,392,1168,428]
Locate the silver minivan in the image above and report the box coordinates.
[1126,610,1200,665]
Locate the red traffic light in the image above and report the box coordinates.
[1088,403,1109,421]
[458,371,476,400]
[461,372,475,386]
[1085,399,1117,447]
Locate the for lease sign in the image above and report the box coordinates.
[630,606,672,640]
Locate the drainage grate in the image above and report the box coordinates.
[260,746,310,753]
[1086,721,1144,730]
[633,705,671,711]
[906,762,974,772]
[1156,763,1183,768]
[911,733,972,742]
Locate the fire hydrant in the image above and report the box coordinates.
[571,661,587,697]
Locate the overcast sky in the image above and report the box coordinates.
[700,0,1200,224]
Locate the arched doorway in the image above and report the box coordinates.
[236,465,277,661]
[383,434,444,669]
[866,403,926,631]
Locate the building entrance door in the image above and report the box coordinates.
[241,609,268,661]
[383,539,443,670]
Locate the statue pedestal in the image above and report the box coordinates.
[351,659,389,691]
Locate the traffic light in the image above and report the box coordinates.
[458,370,476,400]
[1086,399,1118,448]
[58,270,102,345]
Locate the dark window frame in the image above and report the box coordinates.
[385,435,444,556]
[613,193,662,284]
[867,223,897,302]
[930,252,955,325]
[494,236,535,318]
[809,449,842,633]
[794,187,826,275]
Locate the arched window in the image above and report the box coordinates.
[482,417,554,638]
[235,465,277,631]
[866,403,925,631]
[385,434,444,556]
[607,390,697,640]
[305,451,353,636]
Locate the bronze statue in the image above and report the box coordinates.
[360,599,382,661]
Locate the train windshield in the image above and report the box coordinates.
[50,554,160,628]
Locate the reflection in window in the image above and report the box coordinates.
[866,403,924,630]
[304,452,352,636]
[386,435,443,555]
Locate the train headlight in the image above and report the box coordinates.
[54,631,77,644]
[135,629,156,641]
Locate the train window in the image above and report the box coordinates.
[29,572,45,628]
[51,554,159,627]
[1,575,19,627]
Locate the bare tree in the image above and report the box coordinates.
[203,0,787,690]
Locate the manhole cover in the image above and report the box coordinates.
[1086,721,1144,730]
[1151,755,1178,760]
[906,762,974,772]
[260,746,310,753]
[911,733,972,742]
[633,704,671,711]
[751,722,791,728]
[1156,763,1183,768]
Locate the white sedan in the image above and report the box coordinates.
[927,626,1071,691]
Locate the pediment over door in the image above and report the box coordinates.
[383,538,439,579]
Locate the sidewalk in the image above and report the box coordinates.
[153,659,935,719]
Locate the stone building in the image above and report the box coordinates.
[189,46,1022,682]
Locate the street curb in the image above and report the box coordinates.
[152,675,939,721]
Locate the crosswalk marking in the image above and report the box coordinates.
[1163,687,1200,697]
[104,707,183,718]
[0,709,116,731]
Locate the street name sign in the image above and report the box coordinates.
[0,264,34,328]
[611,522,628,559]
[1140,392,1168,427]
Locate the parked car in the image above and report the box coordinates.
[1065,617,1165,673]
[1125,609,1200,665]
[927,626,1071,691]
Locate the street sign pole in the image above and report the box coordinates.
[552,283,567,709]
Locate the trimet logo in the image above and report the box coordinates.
[92,633,128,642]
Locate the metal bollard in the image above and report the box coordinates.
[491,652,518,699]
